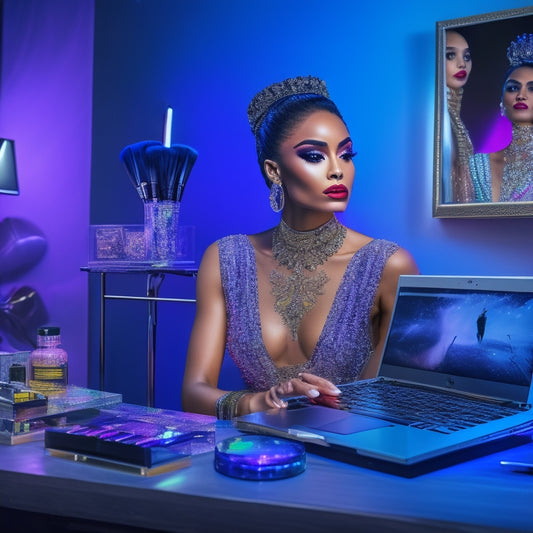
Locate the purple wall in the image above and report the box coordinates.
[0,0,94,385]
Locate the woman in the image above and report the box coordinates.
[470,33,533,202]
[445,30,474,203]
[181,76,419,419]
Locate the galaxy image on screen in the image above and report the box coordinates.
[383,288,533,387]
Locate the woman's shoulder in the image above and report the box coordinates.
[202,234,252,266]
[343,228,396,254]
[216,233,250,246]
[200,229,274,266]
[198,234,254,284]
[344,227,418,272]
[383,245,419,275]
[200,234,249,267]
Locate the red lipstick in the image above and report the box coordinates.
[454,70,467,79]
[324,184,348,200]
[514,102,528,110]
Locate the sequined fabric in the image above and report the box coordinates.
[501,124,533,202]
[217,235,399,391]
[470,125,533,202]
[447,88,474,203]
[469,153,492,202]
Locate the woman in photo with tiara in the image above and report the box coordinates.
[181,76,419,420]
[470,33,533,202]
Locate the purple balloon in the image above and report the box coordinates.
[0,217,47,280]
[0,286,49,349]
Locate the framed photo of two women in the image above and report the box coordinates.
[433,6,533,218]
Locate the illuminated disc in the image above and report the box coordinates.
[214,435,306,480]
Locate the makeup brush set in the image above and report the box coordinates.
[118,108,198,265]
[119,141,197,204]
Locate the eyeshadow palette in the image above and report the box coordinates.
[45,405,216,475]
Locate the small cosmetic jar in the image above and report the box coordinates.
[214,435,306,481]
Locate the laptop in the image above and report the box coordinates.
[234,275,533,476]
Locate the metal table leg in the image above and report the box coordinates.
[94,268,197,407]
[146,272,164,407]
[99,272,106,391]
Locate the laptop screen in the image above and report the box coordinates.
[380,276,533,403]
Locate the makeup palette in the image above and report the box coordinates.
[44,406,216,475]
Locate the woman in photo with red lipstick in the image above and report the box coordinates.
[445,30,475,203]
[181,76,418,419]
[470,33,533,202]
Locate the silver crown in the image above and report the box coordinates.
[247,76,329,134]
[507,33,533,67]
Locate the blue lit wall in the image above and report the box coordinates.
[2,0,533,409]
[90,0,533,409]
[90,0,533,274]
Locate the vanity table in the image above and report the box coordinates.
[82,265,198,407]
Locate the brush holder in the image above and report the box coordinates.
[144,201,181,265]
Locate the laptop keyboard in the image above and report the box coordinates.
[335,380,525,434]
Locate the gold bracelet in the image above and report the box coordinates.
[215,390,251,420]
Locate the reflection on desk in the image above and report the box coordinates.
[0,386,122,444]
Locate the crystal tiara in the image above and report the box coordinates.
[507,33,533,68]
[247,76,330,135]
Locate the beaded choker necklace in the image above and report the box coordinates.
[270,217,347,340]
[501,124,533,202]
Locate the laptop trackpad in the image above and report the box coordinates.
[287,406,392,435]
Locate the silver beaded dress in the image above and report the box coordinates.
[217,235,399,391]
[470,124,533,202]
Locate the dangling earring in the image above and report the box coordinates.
[269,182,284,212]
[500,101,505,117]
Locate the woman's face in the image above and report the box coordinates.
[446,31,472,89]
[502,66,533,124]
[271,110,355,213]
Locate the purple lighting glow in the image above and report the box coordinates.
[478,114,513,154]
[0,1,94,385]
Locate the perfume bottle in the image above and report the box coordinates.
[29,326,68,395]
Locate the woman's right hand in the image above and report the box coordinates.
[241,372,341,415]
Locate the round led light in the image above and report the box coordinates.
[214,435,306,480]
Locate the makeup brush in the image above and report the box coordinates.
[163,146,181,200]
[119,141,160,201]
[174,145,198,202]
[145,144,175,201]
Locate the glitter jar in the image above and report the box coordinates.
[29,326,68,395]
[144,200,181,265]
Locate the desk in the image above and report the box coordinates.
[82,266,198,407]
[1,421,532,532]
